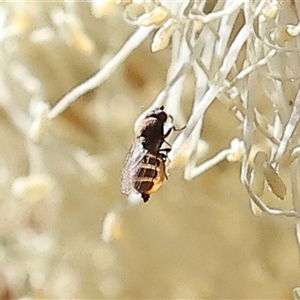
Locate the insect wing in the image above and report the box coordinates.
[121,142,147,195]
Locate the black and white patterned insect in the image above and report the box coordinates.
[121,106,179,202]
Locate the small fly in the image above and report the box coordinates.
[121,106,181,202]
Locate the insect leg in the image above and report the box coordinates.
[166,114,186,132]
[172,125,186,131]
[159,147,171,158]
[164,124,186,139]
[163,140,172,148]
[164,127,174,139]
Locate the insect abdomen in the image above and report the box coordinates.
[134,154,166,200]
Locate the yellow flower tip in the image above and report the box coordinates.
[73,32,95,55]
[90,1,116,19]
[10,9,32,33]
[286,23,300,37]
[226,138,245,162]
[138,6,170,26]
[67,18,95,55]
[151,17,179,52]
[11,174,55,203]
[262,2,281,20]
[102,211,123,243]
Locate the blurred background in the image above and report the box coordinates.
[0,1,299,299]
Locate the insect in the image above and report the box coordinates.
[121,106,178,202]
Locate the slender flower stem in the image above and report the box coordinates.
[48,26,155,120]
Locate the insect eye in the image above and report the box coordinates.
[147,106,167,121]
[157,112,167,122]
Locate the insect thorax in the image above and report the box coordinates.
[139,118,165,152]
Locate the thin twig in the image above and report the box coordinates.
[48,26,155,120]
[184,148,232,180]
[243,175,300,218]
[291,158,300,262]
[220,49,277,93]
[189,1,242,23]
[170,11,255,161]
[273,85,300,166]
